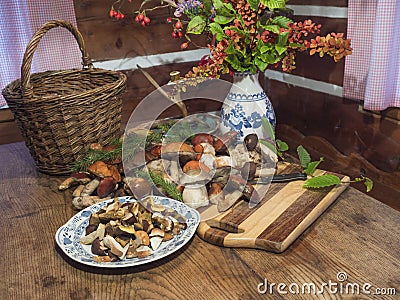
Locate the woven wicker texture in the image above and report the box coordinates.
[2,20,126,175]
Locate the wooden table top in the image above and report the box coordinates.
[1,142,399,299]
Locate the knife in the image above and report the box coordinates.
[249,172,308,184]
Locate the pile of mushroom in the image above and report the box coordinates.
[80,196,187,262]
[58,143,153,210]
[59,130,278,212]
[131,130,278,212]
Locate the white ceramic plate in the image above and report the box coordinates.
[55,196,200,268]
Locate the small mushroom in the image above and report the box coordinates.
[244,133,258,151]
[72,185,85,197]
[161,142,196,166]
[87,161,121,182]
[81,179,100,197]
[126,177,153,199]
[191,133,214,146]
[72,195,103,210]
[58,175,91,190]
[97,177,117,198]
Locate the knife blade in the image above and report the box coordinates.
[249,172,308,184]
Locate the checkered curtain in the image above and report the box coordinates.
[343,0,400,110]
[0,0,81,108]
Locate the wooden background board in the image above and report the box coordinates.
[197,163,350,253]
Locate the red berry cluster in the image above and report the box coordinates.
[109,8,125,20]
[169,21,188,49]
[171,21,183,38]
[135,13,151,26]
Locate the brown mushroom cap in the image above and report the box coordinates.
[244,133,259,151]
[191,133,214,146]
[161,142,196,165]
[127,177,153,199]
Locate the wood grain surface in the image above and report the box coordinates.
[1,142,399,300]
[197,163,350,252]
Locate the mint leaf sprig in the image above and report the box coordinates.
[297,145,373,192]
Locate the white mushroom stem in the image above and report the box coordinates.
[81,179,100,196]
[182,185,209,209]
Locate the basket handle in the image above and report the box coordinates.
[21,20,92,97]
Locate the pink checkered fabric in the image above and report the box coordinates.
[0,0,81,108]
[343,0,400,110]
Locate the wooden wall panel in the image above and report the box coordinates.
[73,0,207,61]
[268,80,400,173]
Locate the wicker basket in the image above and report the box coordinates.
[2,20,126,175]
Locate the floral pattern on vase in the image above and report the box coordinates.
[220,72,276,140]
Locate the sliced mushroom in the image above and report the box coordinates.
[103,235,128,259]
[91,237,107,256]
[136,245,151,258]
[150,236,163,251]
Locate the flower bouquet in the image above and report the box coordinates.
[110,0,352,78]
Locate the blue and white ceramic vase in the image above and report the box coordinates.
[220,72,276,141]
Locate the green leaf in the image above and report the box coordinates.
[255,57,269,72]
[265,24,281,33]
[277,31,289,46]
[276,139,288,152]
[275,45,287,55]
[260,44,273,53]
[186,16,207,34]
[271,16,292,28]
[214,15,235,24]
[261,0,286,10]
[297,145,311,168]
[261,117,275,140]
[225,54,247,72]
[209,23,225,40]
[304,157,323,176]
[248,0,259,10]
[259,139,277,154]
[364,177,373,192]
[212,0,225,9]
[303,174,342,189]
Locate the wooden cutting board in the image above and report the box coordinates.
[196,163,350,253]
